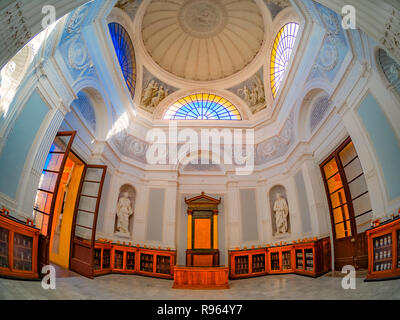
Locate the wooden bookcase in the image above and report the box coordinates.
[93,241,112,276]
[0,210,40,279]
[228,238,330,279]
[94,241,176,279]
[229,248,267,279]
[366,217,400,281]
[268,245,294,274]
[138,248,176,279]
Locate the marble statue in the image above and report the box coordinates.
[116,191,133,234]
[273,193,289,234]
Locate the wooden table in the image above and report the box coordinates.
[173,265,229,289]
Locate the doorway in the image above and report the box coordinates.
[49,152,84,269]
[33,131,107,278]
[320,137,372,270]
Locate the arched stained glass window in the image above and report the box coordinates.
[164,93,241,120]
[270,22,299,98]
[108,23,136,99]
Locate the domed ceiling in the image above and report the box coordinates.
[141,0,265,81]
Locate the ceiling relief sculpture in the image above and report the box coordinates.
[306,2,349,83]
[228,68,266,114]
[141,0,264,81]
[378,48,400,97]
[115,0,143,21]
[59,3,97,81]
[263,0,291,19]
[140,67,178,114]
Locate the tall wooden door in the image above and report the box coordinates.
[320,137,372,270]
[33,131,76,271]
[69,165,107,278]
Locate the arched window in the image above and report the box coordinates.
[108,23,136,99]
[164,93,241,120]
[270,22,299,98]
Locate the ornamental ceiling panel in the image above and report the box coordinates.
[141,0,265,81]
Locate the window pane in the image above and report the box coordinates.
[335,222,346,239]
[339,141,357,166]
[74,226,92,241]
[344,157,363,182]
[164,93,241,120]
[352,192,372,217]
[33,190,53,214]
[81,181,100,197]
[78,196,97,213]
[327,173,343,193]
[44,152,64,172]
[33,211,49,236]
[323,158,338,179]
[38,171,58,192]
[332,204,350,224]
[76,210,94,229]
[85,168,103,182]
[348,174,368,199]
[270,22,299,97]
[335,220,352,239]
[330,188,347,209]
[51,135,70,152]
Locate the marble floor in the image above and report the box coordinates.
[0,268,399,300]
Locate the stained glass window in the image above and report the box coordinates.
[270,22,299,98]
[108,23,136,99]
[164,93,241,120]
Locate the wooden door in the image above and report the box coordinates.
[69,165,107,278]
[33,131,76,271]
[320,137,371,270]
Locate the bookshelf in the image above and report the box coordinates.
[93,241,176,279]
[229,238,330,279]
[93,241,112,276]
[0,211,39,279]
[366,217,400,281]
[229,248,267,278]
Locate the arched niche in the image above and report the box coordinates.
[69,81,113,141]
[114,184,136,236]
[269,184,291,237]
[296,87,332,140]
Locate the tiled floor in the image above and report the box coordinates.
[0,267,399,300]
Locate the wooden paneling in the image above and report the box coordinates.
[173,266,229,289]
[186,249,219,267]
[194,218,211,249]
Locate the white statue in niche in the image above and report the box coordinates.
[116,191,133,235]
[273,193,289,234]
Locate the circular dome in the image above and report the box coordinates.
[141,0,264,81]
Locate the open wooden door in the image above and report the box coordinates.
[34,131,76,271]
[69,165,107,278]
[320,137,371,270]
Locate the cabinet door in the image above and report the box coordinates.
[34,132,76,269]
[70,165,107,278]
